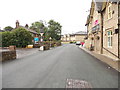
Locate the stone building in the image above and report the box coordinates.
[14,20,39,44]
[15,20,38,37]
[85,0,119,60]
[61,31,87,42]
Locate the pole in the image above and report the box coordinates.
[100,11,103,54]
[118,1,120,59]
[41,34,43,42]
[39,33,44,51]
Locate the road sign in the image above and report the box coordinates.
[34,37,39,41]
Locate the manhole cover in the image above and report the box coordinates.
[66,79,92,89]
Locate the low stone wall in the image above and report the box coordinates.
[44,45,50,50]
[0,50,16,62]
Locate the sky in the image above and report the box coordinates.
[0,0,91,35]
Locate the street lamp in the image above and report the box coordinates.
[40,27,44,42]
[49,37,52,49]
[39,27,44,51]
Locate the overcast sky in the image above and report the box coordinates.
[0,0,91,34]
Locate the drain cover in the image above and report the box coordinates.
[66,79,92,89]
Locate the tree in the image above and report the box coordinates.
[30,20,62,41]
[48,20,62,41]
[4,26,13,31]
[30,21,45,33]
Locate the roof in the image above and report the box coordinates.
[94,1,103,11]
[74,31,87,35]
[22,26,38,34]
[17,26,38,34]
[0,30,5,32]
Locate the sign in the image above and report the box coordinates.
[34,37,39,41]
[94,20,98,25]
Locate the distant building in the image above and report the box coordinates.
[15,20,38,37]
[61,31,87,42]
[15,20,39,44]
[0,30,4,32]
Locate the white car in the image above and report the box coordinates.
[76,41,81,45]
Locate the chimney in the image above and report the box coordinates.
[16,20,19,28]
[25,24,29,28]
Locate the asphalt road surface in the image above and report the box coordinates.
[2,44,118,88]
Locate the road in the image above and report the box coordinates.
[2,44,118,88]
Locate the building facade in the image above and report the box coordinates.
[61,31,87,42]
[85,0,119,60]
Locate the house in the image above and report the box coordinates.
[15,20,38,37]
[0,30,4,32]
[73,31,87,42]
[85,0,119,60]
[61,31,87,42]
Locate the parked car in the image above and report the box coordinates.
[76,41,81,45]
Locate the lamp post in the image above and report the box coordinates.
[39,27,44,51]
[49,37,52,49]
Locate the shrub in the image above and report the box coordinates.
[2,27,33,48]
[13,28,33,47]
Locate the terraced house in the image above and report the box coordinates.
[61,31,87,42]
[85,0,119,60]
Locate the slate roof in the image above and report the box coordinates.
[94,1,103,11]
[19,26,38,34]
[0,30,4,32]
[74,31,87,35]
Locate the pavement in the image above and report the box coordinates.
[2,44,119,88]
[16,48,40,59]
[79,46,120,72]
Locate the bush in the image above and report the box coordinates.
[2,27,33,48]
[13,28,33,47]
[2,31,14,47]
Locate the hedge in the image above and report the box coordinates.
[1,27,33,47]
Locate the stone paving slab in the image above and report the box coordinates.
[79,46,120,72]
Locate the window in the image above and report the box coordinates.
[107,31,112,47]
[108,3,112,19]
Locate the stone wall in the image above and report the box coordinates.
[102,3,118,59]
[0,50,16,62]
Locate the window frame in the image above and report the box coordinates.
[107,30,112,48]
[107,3,113,20]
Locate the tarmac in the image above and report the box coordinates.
[16,48,39,58]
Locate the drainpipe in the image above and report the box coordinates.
[118,1,120,58]
[98,11,103,54]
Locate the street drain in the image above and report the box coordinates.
[66,79,92,89]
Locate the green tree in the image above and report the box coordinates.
[30,21,45,33]
[4,26,13,31]
[29,20,62,41]
[48,20,62,41]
